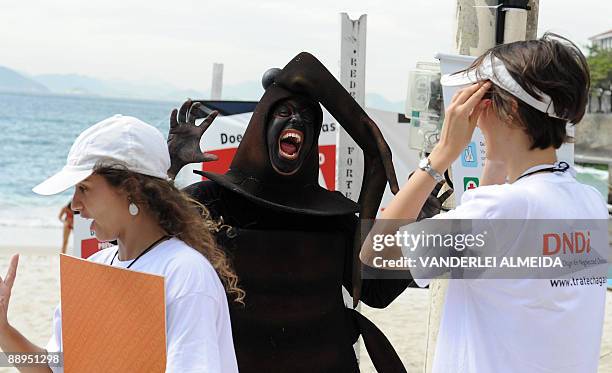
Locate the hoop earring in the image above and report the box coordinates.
[129,202,139,216]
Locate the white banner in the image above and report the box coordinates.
[72,108,421,256]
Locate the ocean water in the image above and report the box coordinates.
[575,164,610,198]
[0,92,177,228]
[0,92,609,229]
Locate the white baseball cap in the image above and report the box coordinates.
[33,114,171,196]
[440,53,564,120]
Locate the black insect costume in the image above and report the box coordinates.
[184,53,411,373]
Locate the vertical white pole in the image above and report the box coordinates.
[211,63,224,100]
[338,12,367,364]
[337,13,366,203]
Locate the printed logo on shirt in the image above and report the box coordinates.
[463,177,479,191]
[461,142,478,168]
[542,230,591,255]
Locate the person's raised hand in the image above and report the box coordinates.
[167,99,219,179]
[430,82,491,168]
[0,255,19,330]
[418,178,453,220]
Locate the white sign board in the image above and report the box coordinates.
[72,107,420,258]
[73,214,114,258]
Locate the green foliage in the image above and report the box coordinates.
[586,45,612,89]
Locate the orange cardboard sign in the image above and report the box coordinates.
[60,254,166,372]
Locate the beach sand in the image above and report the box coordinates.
[0,246,610,373]
[0,249,60,373]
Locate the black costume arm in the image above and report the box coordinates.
[340,216,411,308]
[275,52,401,305]
[183,181,216,207]
[352,277,411,309]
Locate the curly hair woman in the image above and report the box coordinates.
[0,114,243,372]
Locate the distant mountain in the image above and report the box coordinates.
[222,81,264,101]
[165,88,208,101]
[101,78,206,101]
[33,74,207,101]
[0,66,49,94]
[1,66,404,110]
[33,72,256,102]
[216,82,405,112]
[219,83,405,112]
[34,74,108,96]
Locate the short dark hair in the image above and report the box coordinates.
[468,33,590,149]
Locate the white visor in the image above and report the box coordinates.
[440,54,565,120]
[32,167,94,196]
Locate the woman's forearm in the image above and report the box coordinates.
[381,150,452,221]
[0,325,52,373]
[360,81,491,267]
[359,150,453,266]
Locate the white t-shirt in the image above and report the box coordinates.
[46,237,238,373]
[416,165,609,373]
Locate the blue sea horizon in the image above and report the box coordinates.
[0,92,179,228]
[0,92,610,284]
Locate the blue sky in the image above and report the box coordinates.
[1,0,610,101]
